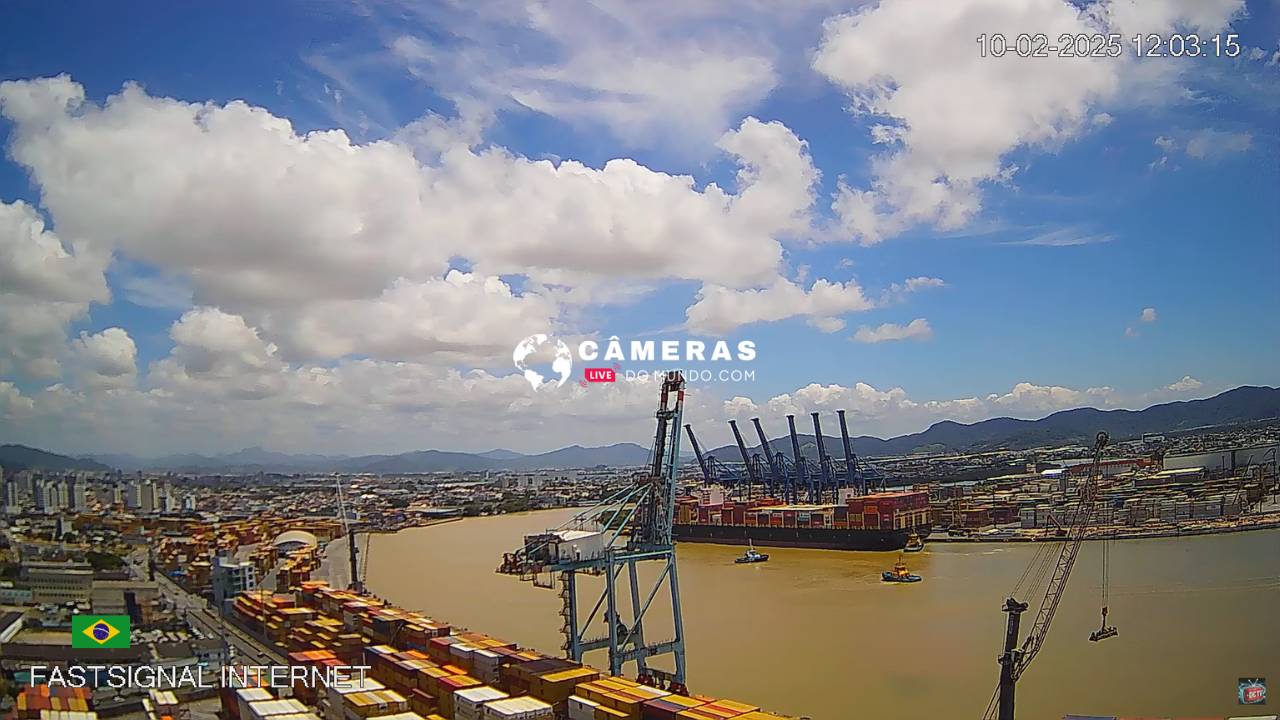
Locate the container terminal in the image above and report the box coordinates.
[227,580,792,720]
[1,386,1275,720]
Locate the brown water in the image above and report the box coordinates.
[357,510,1279,719]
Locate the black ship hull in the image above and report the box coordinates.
[674,523,931,551]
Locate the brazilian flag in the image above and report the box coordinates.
[71,615,130,649]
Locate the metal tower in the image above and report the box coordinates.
[498,372,689,691]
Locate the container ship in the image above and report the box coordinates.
[674,490,932,551]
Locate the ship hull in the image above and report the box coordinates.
[674,523,931,551]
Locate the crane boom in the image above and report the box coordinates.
[1015,431,1109,675]
[990,431,1109,720]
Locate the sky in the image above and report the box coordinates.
[0,0,1277,458]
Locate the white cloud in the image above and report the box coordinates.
[853,318,932,343]
[1184,129,1252,160]
[71,328,138,390]
[686,271,947,336]
[686,277,875,335]
[812,0,1244,244]
[0,381,35,419]
[1011,227,1115,247]
[0,78,825,369]
[372,2,844,151]
[257,272,558,364]
[880,276,946,304]
[119,273,193,310]
[1140,307,1158,323]
[0,199,111,379]
[1165,375,1203,392]
[1151,129,1251,169]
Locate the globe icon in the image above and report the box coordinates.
[513,334,573,390]
[92,622,111,641]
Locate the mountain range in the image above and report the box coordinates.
[1,386,1275,474]
[703,385,1280,462]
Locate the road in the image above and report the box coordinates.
[129,553,285,666]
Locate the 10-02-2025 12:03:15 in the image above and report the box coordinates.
[976,32,1242,58]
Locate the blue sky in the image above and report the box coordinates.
[0,1,1277,455]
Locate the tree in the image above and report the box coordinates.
[86,550,125,572]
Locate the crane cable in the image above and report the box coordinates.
[1101,529,1110,611]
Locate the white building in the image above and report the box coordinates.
[212,556,257,611]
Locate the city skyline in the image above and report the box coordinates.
[1,1,1277,456]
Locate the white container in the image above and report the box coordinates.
[471,649,502,684]
[324,677,385,720]
[550,530,604,563]
[237,688,273,720]
[567,696,599,720]
[481,696,554,720]
[454,686,509,720]
[249,699,309,720]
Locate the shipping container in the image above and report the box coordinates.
[453,686,509,720]
[481,696,554,720]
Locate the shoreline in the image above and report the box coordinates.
[928,515,1280,543]
[341,507,1280,547]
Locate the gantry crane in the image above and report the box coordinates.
[498,371,689,691]
[986,431,1113,720]
[683,410,887,503]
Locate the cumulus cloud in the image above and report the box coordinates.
[853,318,932,343]
[812,0,1244,244]
[0,199,111,379]
[71,328,138,390]
[0,77,825,368]
[0,332,726,457]
[1165,375,1203,392]
[686,272,947,335]
[1140,307,1158,323]
[686,277,876,335]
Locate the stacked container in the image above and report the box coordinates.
[452,686,509,720]
[480,697,554,720]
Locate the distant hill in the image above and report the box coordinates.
[39,385,1280,474]
[80,442,655,474]
[705,385,1280,461]
[0,444,109,472]
[477,448,525,460]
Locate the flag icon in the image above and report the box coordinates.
[71,615,130,648]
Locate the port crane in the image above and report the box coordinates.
[985,431,1114,720]
[684,410,885,503]
[498,371,689,691]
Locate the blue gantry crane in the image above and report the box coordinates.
[498,371,689,692]
[683,409,889,504]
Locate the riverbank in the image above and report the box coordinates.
[930,511,1280,543]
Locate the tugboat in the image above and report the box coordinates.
[734,541,769,564]
[881,557,922,583]
[903,532,924,553]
